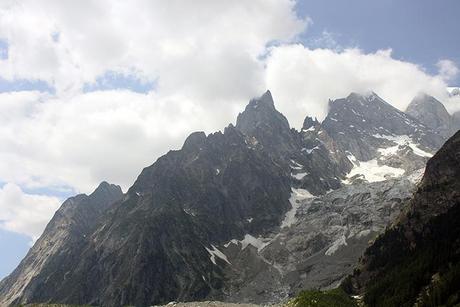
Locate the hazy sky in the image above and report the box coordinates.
[0,0,459,279]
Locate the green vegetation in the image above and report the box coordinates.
[418,262,460,307]
[362,201,460,307]
[288,288,358,307]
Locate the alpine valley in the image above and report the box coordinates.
[1,90,459,307]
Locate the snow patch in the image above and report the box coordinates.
[291,172,307,180]
[205,245,231,265]
[183,208,196,216]
[302,126,316,132]
[407,168,425,184]
[344,154,405,183]
[374,134,433,158]
[347,159,405,183]
[355,229,371,239]
[290,160,303,170]
[240,234,270,252]
[224,239,239,248]
[325,234,348,256]
[301,146,319,154]
[281,188,314,228]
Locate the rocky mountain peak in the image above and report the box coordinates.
[406,93,454,138]
[236,90,294,155]
[236,90,290,134]
[322,91,444,177]
[182,131,207,151]
[250,89,275,108]
[302,116,320,130]
[345,91,382,105]
[92,181,122,196]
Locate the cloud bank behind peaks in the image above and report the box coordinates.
[265,45,456,126]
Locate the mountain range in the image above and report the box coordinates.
[0,90,458,306]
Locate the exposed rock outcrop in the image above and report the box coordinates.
[347,131,460,307]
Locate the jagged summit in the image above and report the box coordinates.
[236,89,294,155]
[92,181,122,195]
[182,131,207,151]
[406,93,455,138]
[302,116,320,130]
[87,181,123,207]
[247,90,275,108]
[236,90,289,133]
[322,91,444,179]
[347,91,380,101]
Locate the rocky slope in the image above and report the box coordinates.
[219,177,417,304]
[0,182,123,306]
[322,92,443,179]
[347,131,460,307]
[406,93,457,138]
[0,90,450,306]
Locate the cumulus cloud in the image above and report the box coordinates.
[0,0,307,97]
[265,46,453,125]
[0,90,233,193]
[437,59,459,82]
[0,183,61,242]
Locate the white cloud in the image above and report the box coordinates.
[265,45,453,125]
[0,183,61,242]
[0,0,307,97]
[437,59,459,82]
[0,90,225,192]
[0,0,308,195]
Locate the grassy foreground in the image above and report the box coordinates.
[287,288,359,307]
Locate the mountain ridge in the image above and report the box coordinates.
[0,90,454,306]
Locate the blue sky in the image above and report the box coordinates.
[0,0,458,280]
[296,0,460,85]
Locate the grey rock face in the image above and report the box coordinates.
[453,111,460,131]
[322,92,444,180]
[348,131,460,305]
[0,182,123,306]
[236,91,352,195]
[218,178,416,304]
[235,90,296,157]
[1,123,295,306]
[406,93,455,138]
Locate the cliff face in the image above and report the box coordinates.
[406,93,456,139]
[347,131,460,307]
[0,182,123,306]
